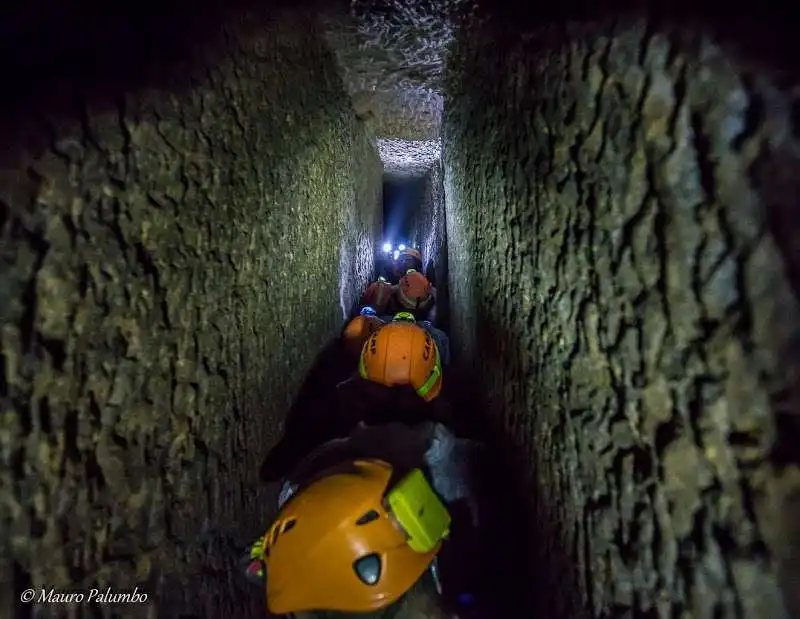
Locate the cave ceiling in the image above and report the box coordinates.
[320,0,476,175]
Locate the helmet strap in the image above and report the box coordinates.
[416,343,442,399]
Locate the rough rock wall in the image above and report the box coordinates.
[444,16,800,619]
[0,7,381,617]
[341,125,384,318]
[408,163,449,327]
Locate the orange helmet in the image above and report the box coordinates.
[397,249,423,274]
[342,315,384,356]
[362,277,394,313]
[396,269,433,311]
[358,321,442,402]
[263,459,451,614]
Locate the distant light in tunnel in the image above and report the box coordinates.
[382,242,393,253]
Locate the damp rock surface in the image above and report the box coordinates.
[0,7,381,617]
[444,15,800,619]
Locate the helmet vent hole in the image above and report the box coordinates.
[281,518,297,533]
[355,510,380,525]
[353,554,382,585]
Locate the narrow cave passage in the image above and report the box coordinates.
[382,176,424,249]
[1,1,799,619]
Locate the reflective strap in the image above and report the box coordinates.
[358,347,368,379]
[249,535,267,560]
[268,521,280,547]
[262,516,298,553]
[416,341,441,398]
[397,285,421,310]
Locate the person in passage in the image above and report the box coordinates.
[416,318,451,367]
[393,247,423,280]
[361,276,395,315]
[242,420,485,618]
[372,311,450,367]
[341,306,386,360]
[357,313,443,403]
[392,269,437,323]
[334,312,448,428]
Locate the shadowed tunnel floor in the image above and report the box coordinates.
[2,1,800,619]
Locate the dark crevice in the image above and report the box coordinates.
[663,62,688,152]
[690,112,717,204]
[13,562,33,619]
[651,198,674,338]
[41,337,67,372]
[18,231,50,349]
[772,407,800,468]
[62,409,82,465]
[84,450,107,496]
[37,397,52,434]
[731,84,765,151]
[653,410,680,461]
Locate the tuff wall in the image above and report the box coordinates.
[443,15,800,619]
[409,162,449,326]
[0,6,382,617]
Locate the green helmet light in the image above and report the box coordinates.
[393,312,416,323]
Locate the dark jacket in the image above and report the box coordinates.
[260,367,454,484]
